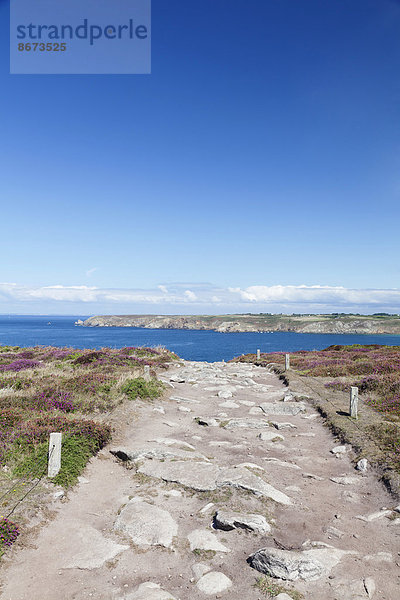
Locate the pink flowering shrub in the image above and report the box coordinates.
[0,518,19,548]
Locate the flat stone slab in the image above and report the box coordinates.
[170,395,200,404]
[126,582,178,600]
[64,526,128,569]
[137,460,291,504]
[149,437,196,450]
[217,467,292,505]
[214,509,271,534]
[363,552,393,562]
[188,529,230,552]
[236,462,265,471]
[219,400,240,408]
[355,510,392,522]
[110,445,206,462]
[196,572,233,594]
[224,418,271,429]
[330,476,361,485]
[263,458,300,470]
[138,460,219,491]
[248,546,354,581]
[260,402,306,416]
[114,499,178,548]
[271,421,297,430]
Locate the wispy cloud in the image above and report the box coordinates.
[1,282,400,313]
[86,267,98,277]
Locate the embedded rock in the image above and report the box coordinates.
[219,400,240,408]
[271,421,297,430]
[126,581,177,600]
[330,476,361,485]
[224,418,270,429]
[196,572,233,594]
[170,395,200,404]
[114,499,178,548]
[258,431,285,442]
[187,529,230,553]
[149,438,196,450]
[260,403,306,416]
[356,458,368,473]
[355,510,392,522]
[214,509,271,534]
[263,458,300,470]
[218,390,233,399]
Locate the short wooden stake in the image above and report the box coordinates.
[285,353,290,371]
[350,386,358,419]
[48,432,62,478]
[257,349,261,360]
[144,365,151,382]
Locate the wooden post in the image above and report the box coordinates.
[350,386,358,419]
[144,365,151,382]
[257,349,261,360]
[48,433,62,478]
[285,353,290,371]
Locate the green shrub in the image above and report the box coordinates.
[13,434,100,487]
[121,377,164,400]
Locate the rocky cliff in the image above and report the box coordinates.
[77,314,400,335]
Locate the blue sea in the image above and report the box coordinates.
[1,315,400,362]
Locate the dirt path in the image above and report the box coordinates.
[1,361,399,600]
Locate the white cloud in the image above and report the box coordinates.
[86,267,98,277]
[229,285,400,306]
[184,290,197,302]
[1,282,400,313]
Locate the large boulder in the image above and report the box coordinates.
[248,546,354,581]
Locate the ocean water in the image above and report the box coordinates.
[0,315,400,362]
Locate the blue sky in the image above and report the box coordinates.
[1,0,400,315]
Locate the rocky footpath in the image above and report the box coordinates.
[1,362,399,600]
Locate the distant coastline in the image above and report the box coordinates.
[76,314,400,336]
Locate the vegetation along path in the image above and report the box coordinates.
[1,359,399,600]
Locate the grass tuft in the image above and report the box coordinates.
[254,576,303,599]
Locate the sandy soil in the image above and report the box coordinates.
[0,361,399,600]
